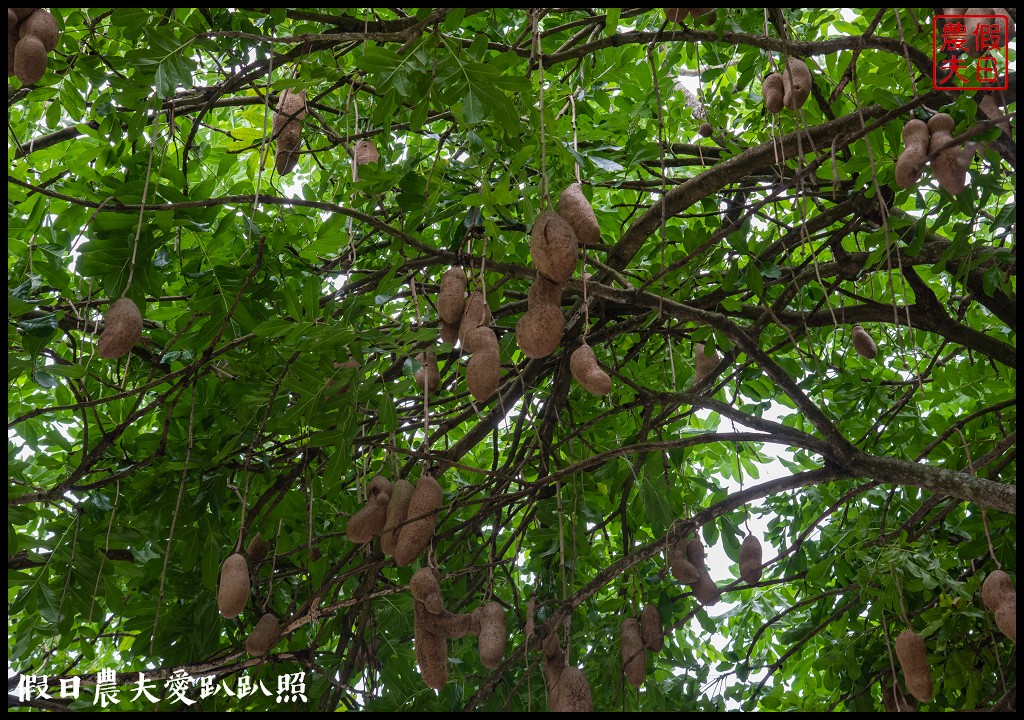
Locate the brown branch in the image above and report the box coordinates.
[728,298,1016,369]
[850,450,1015,515]
[536,29,935,77]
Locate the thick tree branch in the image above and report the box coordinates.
[853,451,1015,515]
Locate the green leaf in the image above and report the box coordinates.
[32,368,58,388]
[42,363,87,379]
[982,267,1000,296]
[37,583,61,624]
[442,8,466,32]
[462,86,486,125]
[604,8,620,34]
[640,457,671,537]
[589,155,625,172]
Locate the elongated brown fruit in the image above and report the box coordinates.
[97,298,143,359]
[218,553,249,619]
[438,267,467,324]
[411,567,472,638]
[380,478,415,556]
[274,124,300,175]
[895,120,929,189]
[739,535,763,585]
[620,618,646,688]
[19,9,58,52]
[244,613,281,656]
[570,343,612,396]
[544,634,593,713]
[928,113,965,195]
[981,569,1014,612]
[346,476,392,544]
[13,34,46,84]
[531,211,578,283]
[895,629,933,703]
[669,536,699,584]
[414,619,448,690]
[851,324,877,360]
[782,58,811,110]
[458,292,492,347]
[664,8,689,25]
[557,183,601,247]
[440,319,460,345]
[418,603,472,639]
[528,275,562,310]
[413,351,441,395]
[394,474,443,566]
[982,569,1016,642]
[354,139,379,165]
[474,601,507,668]
[549,665,592,711]
[692,571,720,606]
[640,603,663,652]
[516,303,564,359]
[467,348,500,401]
[964,8,1013,57]
[410,567,445,614]
[979,92,1011,135]
[246,533,269,565]
[272,89,306,176]
[687,538,720,605]
[686,538,707,571]
[881,680,917,712]
[763,73,784,114]
[693,342,720,386]
[463,325,498,356]
[8,24,18,77]
[994,598,1016,642]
